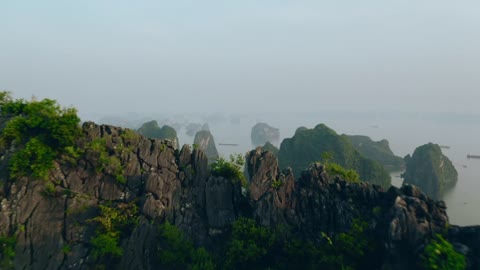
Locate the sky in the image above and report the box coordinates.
[1,0,480,118]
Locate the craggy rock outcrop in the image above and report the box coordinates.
[279,124,391,188]
[345,135,405,171]
[402,143,458,199]
[246,149,477,269]
[137,120,179,149]
[0,123,478,269]
[193,130,219,164]
[251,122,280,147]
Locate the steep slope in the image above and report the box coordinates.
[345,135,405,171]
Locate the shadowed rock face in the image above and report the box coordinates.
[0,123,478,270]
[402,143,458,199]
[251,122,280,147]
[278,124,391,188]
[193,130,219,164]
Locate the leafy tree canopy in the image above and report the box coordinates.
[0,92,82,180]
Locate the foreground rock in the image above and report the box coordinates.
[345,135,405,171]
[0,122,477,269]
[402,143,458,199]
[279,124,391,188]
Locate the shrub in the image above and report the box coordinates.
[0,234,16,270]
[210,154,247,187]
[325,163,361,183]
[157,221,215,270]
[88,203,138,265]
[0,92,81,180]
[225,217,276,269]
[86,138,126,184]
[421,234,466,270]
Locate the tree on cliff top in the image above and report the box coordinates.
[0,91,82,180]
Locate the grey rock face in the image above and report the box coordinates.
[193,130,219,164]
[0,122,477,269]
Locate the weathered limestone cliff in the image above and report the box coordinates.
[0,123,477,269]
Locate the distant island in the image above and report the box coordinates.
[0,93,476,270]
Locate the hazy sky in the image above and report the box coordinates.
[1,1,480,118]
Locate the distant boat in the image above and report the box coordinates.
[462,165,467,168]
[467,154,480,159]
[218,143,239,146]
[440,145,450,149]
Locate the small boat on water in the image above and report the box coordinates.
[440,145,450,149]
[218,143,239,146]
[467,154,480,159]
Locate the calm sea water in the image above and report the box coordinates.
[174,111,480,226]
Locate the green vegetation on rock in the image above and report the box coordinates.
[420,234,466,270]
[0,92,81,180]
[210,154,247,187]
[344,135,404,171]
[325,162,361,183]
[157,222,215,270]
[223,217,378,270]
[278,124,391,187]
[89,203,139,267]
[402,143,458,199]
[86,138,126,184]
[0,234,16,270]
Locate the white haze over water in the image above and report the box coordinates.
[1,1,480,225]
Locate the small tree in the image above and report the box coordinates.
[210,154,247,187]
[0,92,81,180]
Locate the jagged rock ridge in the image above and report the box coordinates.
[0,123,477,269]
